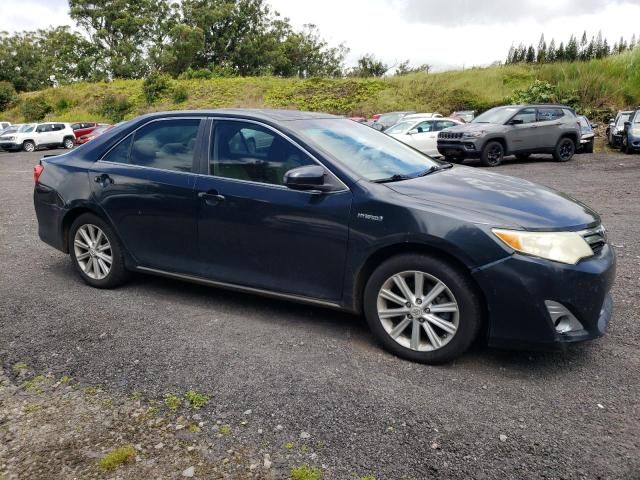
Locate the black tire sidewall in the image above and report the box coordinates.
[69,213,128,288]
[23,141,35,152]
[481,141,504,167]
[363,254,483,364]
[554,138,575,162]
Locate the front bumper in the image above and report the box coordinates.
[472,244,616,349]
[437,140,481,159]
[626,132,640,150]
[0,142,20,150]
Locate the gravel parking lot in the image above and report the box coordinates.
[1,148,639,479]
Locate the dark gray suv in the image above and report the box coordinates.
[437,105,581,167]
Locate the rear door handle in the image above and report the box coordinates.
[198,191,225,205]
[94,173,113,186]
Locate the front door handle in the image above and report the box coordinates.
[198,191,226,205]
[94,173,113,186]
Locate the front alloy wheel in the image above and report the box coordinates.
[363,254,482,364]
[377,271,459,352]
[64,138,75,149]
[73,224,112,280]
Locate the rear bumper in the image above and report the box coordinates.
[437,141,481,159]
[473,244,616,350]
[34,184,67,252]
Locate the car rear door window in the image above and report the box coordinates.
[128,119,200,172]
[434,120,457,131]
[538,108,564,121]
[210,121,314,185]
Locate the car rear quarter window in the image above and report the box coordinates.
[128,119,200,172]
[210,121,314,185]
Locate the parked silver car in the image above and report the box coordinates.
[436,105,581,166]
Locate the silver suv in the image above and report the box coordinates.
[437,105,581,167]
[0,122,75,152]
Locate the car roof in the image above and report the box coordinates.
[138,109,341,123]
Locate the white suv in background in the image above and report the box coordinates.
[0,122,75,152]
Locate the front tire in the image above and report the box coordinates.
[363,254,483,364]
[22,141,35,152]
[553,137,575,162]
[480,141,504,167]
[69,213,129,288]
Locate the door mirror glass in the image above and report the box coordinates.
[284,165,327,191]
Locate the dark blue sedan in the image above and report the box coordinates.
[33,109,616,363]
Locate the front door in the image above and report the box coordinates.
[195,120,352,301]
[90,118,204,273]
[505,107,539,152]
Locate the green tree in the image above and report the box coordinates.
[566,35,579,61]
[0,81,17,111]
[349,54,388,77]
[547,39,557,63]
[556,42,565,61]
[525,45,535,63]
[69,0,168,78]
[21,96,53,121]
[536,34,547,63]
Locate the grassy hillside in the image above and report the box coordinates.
[4,49,639,124]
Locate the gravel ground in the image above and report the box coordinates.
[0,147,639,479]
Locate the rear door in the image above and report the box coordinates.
[536,107,566,148]
[90,117,205,273]
[194,119,352,300]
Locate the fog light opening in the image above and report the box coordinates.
[545,300,584,334]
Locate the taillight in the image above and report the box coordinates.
[33,164,44,184]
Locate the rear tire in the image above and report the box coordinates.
[22,141,35,152]
[69,213,129,289]
[363,253,482,364]
[63,137,75,149]
[553,137,575,162]
[480,141,504,167]
[621,134,633,154]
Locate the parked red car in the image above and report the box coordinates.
[70,122,98,141]
[76,124,113,145]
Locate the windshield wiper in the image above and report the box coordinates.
[373,163,453,183]
[372,174,414,183]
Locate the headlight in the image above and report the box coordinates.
[492,229,594,265]
[462,131,484,138]
[2,136,15,141]
[632,127,640,136]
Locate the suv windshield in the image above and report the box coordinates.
[291,119,439,181]
[617,113,631,126]
[634,112,640,124]
[385,121,413,134]
[18,124,35,133]
[472,107,519,124]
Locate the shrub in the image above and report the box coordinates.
[172,85,189,104]
[97,445,136,470]
[290,464,323,480]
[98,94,132,122]
[21,96,53,121]
[0,81,17,111]
[143,73,171,104]
[55,97,71,112]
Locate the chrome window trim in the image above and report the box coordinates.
[206,116,350,193]
[97,117,207,173]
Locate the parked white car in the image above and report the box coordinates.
[386,117,463,157]
[0,122,76,152]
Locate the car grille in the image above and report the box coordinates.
[438,132,463,140]
[581,225,607,254]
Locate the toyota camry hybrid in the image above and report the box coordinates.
[33,109,616,364]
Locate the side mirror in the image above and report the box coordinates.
[407,129,418,135]
[608,118,615,124]
[509,119,524,125]
[284,165,328,191]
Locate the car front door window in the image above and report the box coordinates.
[211,121,314,185]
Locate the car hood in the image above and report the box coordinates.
[386,166,599,230]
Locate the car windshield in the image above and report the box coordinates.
[18,124,35,133]
[472,107,519,124]
[385,121,414,134]
[634,113,640,124]
[617,113,631,126]
[290,119,439,182]
[578,117,591,128]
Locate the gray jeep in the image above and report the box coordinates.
[437,105,581,167]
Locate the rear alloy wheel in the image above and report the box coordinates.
[63,137,75,149]
[22,141,35,152]
[364,254,482,364]
[480,141,504,167]
[69,213,129,288]
[553,137,575,162]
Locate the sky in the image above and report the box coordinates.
[1,0,640,71]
